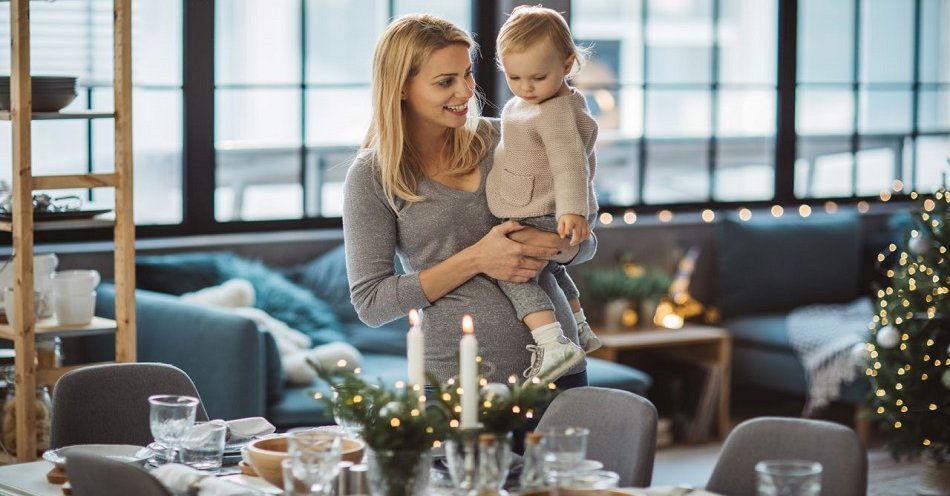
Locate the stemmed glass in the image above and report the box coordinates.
[148,394,199,464]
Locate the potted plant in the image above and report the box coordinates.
[581,263,672,331]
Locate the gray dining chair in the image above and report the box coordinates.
[51,362,209,449]
[706,416,867,496]
[66,451,172,496]
[536,386,658,487]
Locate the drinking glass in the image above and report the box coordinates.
[148,394,199,464]
[541,427,589,475]
[180,421,227,472]
[331,386,363,440]
[755,460,822,496]
[287,431,343,495]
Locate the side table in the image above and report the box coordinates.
[590,324,732,440]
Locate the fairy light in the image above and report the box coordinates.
[738,208,752,221]
[599,212,613,225]
[353,395,363,404]
[433,440,442,448]
[454,405,462,413]
[390,418,401,427]
[337,359,348,368]
[479,378,488,387]
[929,404,937,411]
[508,375,517,385]
[893,180,904,191]
[410,408,420,416]
[824,201,838,213]
[799,204,812,217]
[395,381,405,389]
[483,400,492,408]
[450,419,459,428]
[876,406,885,414]
[512,405,521,414]
[354,368,362,375]
[702,209,715,222]
[880,190,892,202]
[771,205,784,217]
[658,210,673,223]
[623,210,637,224]
[857,201,870,213]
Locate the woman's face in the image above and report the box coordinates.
[403,44,475,135]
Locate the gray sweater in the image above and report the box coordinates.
[342,119,597,383]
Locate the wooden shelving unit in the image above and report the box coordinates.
[4,0,136,462]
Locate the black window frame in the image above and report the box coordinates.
[20,0,947,245]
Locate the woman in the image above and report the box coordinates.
[343,14,596,389]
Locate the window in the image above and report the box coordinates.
[796,0,950,198]
[571,0,778,207]
[0,0,183,225]
[213,0,471,222]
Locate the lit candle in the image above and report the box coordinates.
[460,314,479,429]
[407,309,425,387]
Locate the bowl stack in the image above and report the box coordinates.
[0,76,78,112]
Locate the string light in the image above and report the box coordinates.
[857,201,870,213]
[623,210,637,224]
[771,205,784,217]
[702,209,715,222]
[599,212,613,225]
[738,208,752,221]
[658,210,673,223]
[799,205,812,217]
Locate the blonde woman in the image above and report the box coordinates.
[343,14,597,388]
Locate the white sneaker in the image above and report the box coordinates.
[577,320,602,353]
[522,336,585,382]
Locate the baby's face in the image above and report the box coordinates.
[501,40,573,104]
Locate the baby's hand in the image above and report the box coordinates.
[558,214,590,246]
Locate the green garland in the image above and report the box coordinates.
[310,360,560,447]
[866,188,950,461]
[311,363,451,453]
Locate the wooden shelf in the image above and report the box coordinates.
[0,110,114,120]
[0,316,117,341]
[33,172,117,190]
[0,217,114,232]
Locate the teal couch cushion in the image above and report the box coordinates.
[136,252,346,346]
[287,244,360,323]
[716,213,862,318]
[724,313,791,353]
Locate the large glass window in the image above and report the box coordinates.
[571,0,777,207]
[796,0,950,199]
[0,0,183,225]
[214,0,471,221]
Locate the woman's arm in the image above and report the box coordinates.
[343,160,432,327]
[418,221,557,301]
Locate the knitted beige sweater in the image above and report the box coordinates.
[486,89,598,221]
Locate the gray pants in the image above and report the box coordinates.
[497,215,581,321]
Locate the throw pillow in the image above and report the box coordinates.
[716,212,862,319]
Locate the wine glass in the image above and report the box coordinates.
[148,394,199,464]
[331,385,363,440]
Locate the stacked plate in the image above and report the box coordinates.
[0,75,78,112]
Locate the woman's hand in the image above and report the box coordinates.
[467,221,559,282]
[508,225,579,264]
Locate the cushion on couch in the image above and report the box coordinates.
[137,252,346,346]
[716,213,862,319]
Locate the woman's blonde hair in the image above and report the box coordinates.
[362,14,489,214]
[496,5,589,78]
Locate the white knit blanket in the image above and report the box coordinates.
[786,297,873,414]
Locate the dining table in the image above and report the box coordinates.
[0,460,724,496]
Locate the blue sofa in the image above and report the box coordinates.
[715,212,891,403]
[82,246,651,427]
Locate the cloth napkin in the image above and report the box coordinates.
[152,463,258,496]
[226,417,276,440]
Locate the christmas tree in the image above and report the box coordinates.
[866,188,950,461]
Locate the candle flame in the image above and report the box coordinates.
[409,309,420,327]
[462,314,474,334]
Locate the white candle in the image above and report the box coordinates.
[407,309,425,387]
[460,314,479,429]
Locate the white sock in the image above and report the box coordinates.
[530,322,564,346]
[573,309,587,324]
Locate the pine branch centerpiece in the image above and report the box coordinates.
[866,188,950,465]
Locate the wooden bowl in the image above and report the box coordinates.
[245,434,365,488]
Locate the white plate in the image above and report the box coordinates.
[43,444,154,468]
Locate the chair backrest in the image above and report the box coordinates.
[51,362,209,448]
[66,451,172,496]
[536,386,658,487]
[706,417,867,496]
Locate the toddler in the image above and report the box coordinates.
[486,5,601,382]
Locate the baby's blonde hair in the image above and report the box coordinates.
[362,14,490,214]
[496,5,588,78]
